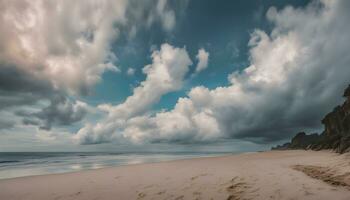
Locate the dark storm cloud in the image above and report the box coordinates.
[0,63,88,130]
[22,118,41,126]
[0,63,52,94]
[0,63,54,110]
[15,95,89,130]
[35,95,88,130]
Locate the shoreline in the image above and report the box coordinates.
[0,152,234,180]
[1,150,350,199]
[0,152,237,181]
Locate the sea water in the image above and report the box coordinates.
[0,152,229,179]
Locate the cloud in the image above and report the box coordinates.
[35,96,89,130]
[75,43,193,144]
[77,0,350,145]
[127,67,136,76]
[0,0,180,131]
[36,130,57,142]
[0,120,14,130]
[127,0,186,33]
[15,95,89,130]
[156,0,176,31]
[0,0,128,95]
[0,0,179,95]
[195,48,209,73]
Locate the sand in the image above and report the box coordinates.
[1,150,350,200]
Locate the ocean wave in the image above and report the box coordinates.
[0,160,20,164]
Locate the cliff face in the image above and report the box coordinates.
[310,85,350,153]
[290,132,319,149]
[272,85,350,153]
[272,132,319,150]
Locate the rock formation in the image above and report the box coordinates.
[272,132,319,150]
[272,84,350,153]
[271,142,291,150]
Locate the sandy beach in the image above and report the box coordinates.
[0,150,349,200]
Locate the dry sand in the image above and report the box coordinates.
[1,150,350,200]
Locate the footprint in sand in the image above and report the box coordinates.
[69,191,81,197]
[156,190,166,195]
[191,173,208,181]
[174,195,185,200]
[274,189,282,198]
[225,177,251,200]
[137,192,146,199]
[227,194,240,200]
[304,190,314,196]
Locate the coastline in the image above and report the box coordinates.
[0,152,232,180]
[0,153,235,180]
[1,150,350,200]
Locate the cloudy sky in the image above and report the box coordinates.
[1,0,350,152]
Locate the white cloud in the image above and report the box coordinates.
[0,0,128,95]
[127,67,136,76]
[0,0,180,135]
[156,0,176,31]
[75,43,193,144]
[110,43,192,119]
[0,0,180,96]
[77,0,350,145]
[195,48,209,73]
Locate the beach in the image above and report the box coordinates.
[0,150,350,200]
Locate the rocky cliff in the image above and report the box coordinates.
[272,132,319,150]
[272,84,350,153]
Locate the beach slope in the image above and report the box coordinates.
[1,150,350,200]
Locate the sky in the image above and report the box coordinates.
[0,0,350,152]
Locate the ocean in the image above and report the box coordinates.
[0,152,230,179]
